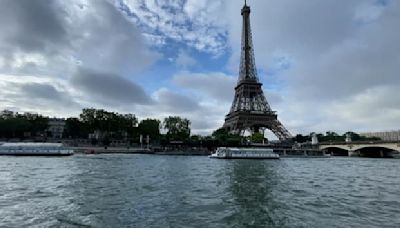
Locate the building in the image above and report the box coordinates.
[47,118,66,139]
[359,130,400,141]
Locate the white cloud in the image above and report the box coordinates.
[355,1,387,24]
[120,0,228,54]
[175,50,197,69]
[0,75,81,117]
[153,88,200,113]
[173,71,235,102]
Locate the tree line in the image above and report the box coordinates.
[0,110,48,139]
[0,108,381,145]
[294,131,380,143]
[64,108,191,145]
[0,108,191,144]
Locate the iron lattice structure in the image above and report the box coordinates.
[223,2,292,141]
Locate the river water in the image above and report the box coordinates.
[0,155,399,227]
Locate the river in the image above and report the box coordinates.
[0,155,399,227]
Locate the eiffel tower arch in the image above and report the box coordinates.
[223,2,292,141]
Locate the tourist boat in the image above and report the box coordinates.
[391,152,400,159]
[0,142,74,156]
[209,147,279,159]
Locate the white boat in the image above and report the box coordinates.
[209,147,279,159]
[392,152,400,159]
[0,143,74,156]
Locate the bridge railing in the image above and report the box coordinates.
[319,140,399,145]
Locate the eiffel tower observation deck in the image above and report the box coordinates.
[223,1,292,141]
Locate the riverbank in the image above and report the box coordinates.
[71,146,329,157]
[72,147,152,154]
[71,146,211,155]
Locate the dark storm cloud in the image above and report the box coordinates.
[11,82,80,112]
[71,68,153,106]
[21,83,65,101]
[0,0,68,53]
[156,89,200,113]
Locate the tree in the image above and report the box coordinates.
[163,116,191,141]
[79,108,138,140]
[251,132,265,143]
[138,119,161,141]
[0,110,48,139]
[212,128,229,144]
[295,134,310,143]
[25,113,48,135]
[344,131,380,142]
[64,117,88,138]
[189,135,202,146]
[310,131,344,142]
[79,108,97,132]
[212,128,244,146]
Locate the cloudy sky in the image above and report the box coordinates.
[0,0,399,137]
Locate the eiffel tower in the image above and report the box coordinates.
[223,1,292,141]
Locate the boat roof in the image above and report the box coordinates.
[218,147,273,151]
[0,142,63,147]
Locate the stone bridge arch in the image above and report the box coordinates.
[321,146,349,156]
[320,142,400,157]
[353,144,400,152]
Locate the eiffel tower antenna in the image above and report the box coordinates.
[223,2,292,141]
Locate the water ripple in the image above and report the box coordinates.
[0,155,400,227]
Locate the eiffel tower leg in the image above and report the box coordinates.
[270,119,292,141]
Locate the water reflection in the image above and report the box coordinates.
[64,155,231,227]
[224,160,287,227]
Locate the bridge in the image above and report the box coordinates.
[319,141,400,157]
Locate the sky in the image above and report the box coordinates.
[0,0,399,137]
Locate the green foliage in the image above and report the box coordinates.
[0,110,48,139]
[212,128,244,146]
[138,119,161,141]
[212,128,229,142]
[163,116,191,141]
[345,131,380,141]
[295,134,311,143]
[251,132,265,143]
[64,117,88,139]
[78,108,138,140]
[226,134,242,146]
[189,135,202,145]
[321,131,345,142]
[80,108,137,133]
[202,135,219,148]
[294,131,382,143]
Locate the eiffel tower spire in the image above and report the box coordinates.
[223,2,292,141]
[239,1,257,82]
